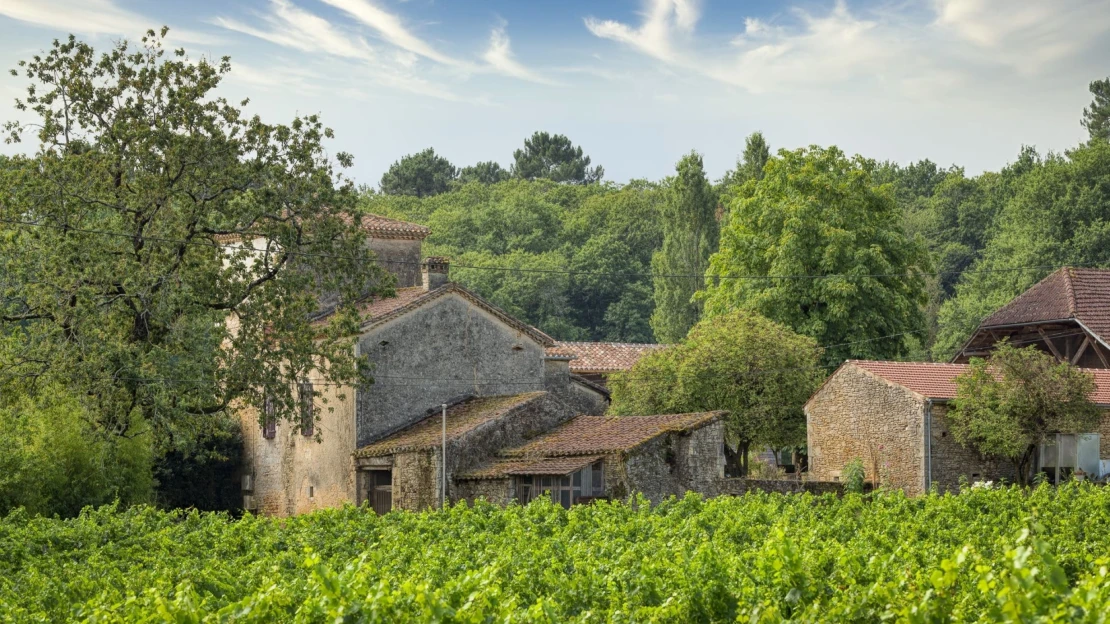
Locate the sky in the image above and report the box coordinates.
[1,0,1109,186]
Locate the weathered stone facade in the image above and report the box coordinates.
[238,377,357,516]
[806,364,927,494]
[367,237,422,288]
[927,404,1017,492]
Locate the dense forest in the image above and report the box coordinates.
[364,80,1110,365]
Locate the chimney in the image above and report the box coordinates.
[422,256,450,291]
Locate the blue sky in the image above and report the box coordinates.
[2,0,1109,185]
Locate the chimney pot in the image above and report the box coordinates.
[422,256,450,290]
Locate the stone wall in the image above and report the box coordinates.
[392,450,437,511]
[356,293,548,446]
[454,478,513,506]
[621,420,726,505]
[368,237,422,288]
[239,377,357,516]
[806,364,926,494]
[927,403,1018,491]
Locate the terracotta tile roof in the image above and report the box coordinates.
[312,284,555,347]
[500,412,724,458]
[845,360,1110,405]
[355,393,546,457]
[456,455,602,481]
[548,342,668,373]
[980,268,1110,340]
[347,213,431,240]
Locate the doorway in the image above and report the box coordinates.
[362,469,392,514]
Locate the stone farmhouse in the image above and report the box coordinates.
[806,360,1110,494]
[807,269,1110,495]
[237,215,725,516]
[953,267,1110,367]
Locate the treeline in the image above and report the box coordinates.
[366,79,1110,365]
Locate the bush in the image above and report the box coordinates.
[843,458,866,494]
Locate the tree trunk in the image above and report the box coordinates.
[738,441,750,477]
[1014,443,1037,487]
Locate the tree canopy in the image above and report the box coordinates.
[458,161,510,185]
[379,147,458,197]
[511,132,603,184]
[650,151,718,343]
[948,342,1101,486]
[720,131,771,189]
[701,146,931,364]
[0,31,390,469]
[1083,77,1110,142]
[609,309,822,475]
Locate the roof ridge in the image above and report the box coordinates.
[1062,267,1078,316]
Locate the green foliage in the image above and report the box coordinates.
[511,131,603,184]
[378,147,458,197]
[1083,77,1110,142]
[842,458,866,494]
[703,146,931,364]
[719,131,771,189]
[948,343,1101,486]
[5,487,1110,621]
[650,151,718,343]
[457,160,509,185]
[0,32,390,475]
[0,386,153,517]
[361,178,664,342]
[610,310,822,474]
[934,142,1110,358]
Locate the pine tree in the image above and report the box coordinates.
[1082,78,1110,141]
[650,152,719,343]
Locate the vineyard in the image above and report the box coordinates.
[3,487,1110,622]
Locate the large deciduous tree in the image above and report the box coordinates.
[0,31,391,456]
[609,310,822,476]
[701,146,930,365]
[719,131,771,189]
[948,342,1101,487]
[650,151,718,343]
[511,131,603,184]
[379,147,457,197]
[1083,77,1110,142]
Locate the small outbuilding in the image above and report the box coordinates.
[455,411,726,507]
[806,360,1110,494]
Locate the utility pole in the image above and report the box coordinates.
[441,403,447,509]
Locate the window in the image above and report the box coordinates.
[514,461,606,508]
[1039,433,1101,485]
[262,394,276,439]
[299,381,314,437]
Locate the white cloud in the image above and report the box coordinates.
[216,0,373,61]
[482,24,560,85]
[586,0,1110,96]
[0,0,215,44]
[319,0,462,67]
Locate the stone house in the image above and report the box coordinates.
[954,267,1110,367]
[238,214,726,515]
[805,360,1110,494]
[453,411,726,507]
[546,341,666,387]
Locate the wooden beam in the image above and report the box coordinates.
[1071,336,1091,365]
[1038,327,1065,361]
[1095,343,1110,368]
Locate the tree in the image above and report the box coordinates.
[609,310,822,476]
[701,146,931,365]
[650,151,718,343]
[1082,77,1110,142]
[948,342,1101,486]
[379,147,457,197]
[511,132,603,184]
[458,161,509,185]
[934,142,1110,359]
[720,131,771,189]
[0,31,390,475]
